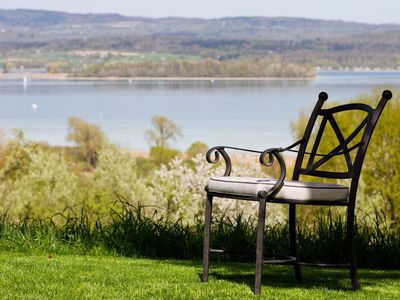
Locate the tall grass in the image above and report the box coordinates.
[1,200,400,268]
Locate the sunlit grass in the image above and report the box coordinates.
[2,203,400,299]
[1,253,400,299]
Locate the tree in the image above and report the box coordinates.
[362,90,400,223]
[184,141,208,168]
[67,117,106,167]
[150,146,181,165]
[291,89,400,222]
[185,141,208,160]
[145,115,182,148]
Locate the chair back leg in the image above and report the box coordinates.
[289,204,302,281]
[202,194,213,282]
[346,210,360,290]
[255,198,267,295]
[349,259,360,290]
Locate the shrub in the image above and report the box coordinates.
[78,144,147,217]
[0,136,77,219]
[149,146,181,165]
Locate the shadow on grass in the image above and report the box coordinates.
[196,263,400,293]
[144,258,400,293]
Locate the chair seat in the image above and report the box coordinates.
[207,177,349,202]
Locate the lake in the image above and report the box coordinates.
[0,71,399,151]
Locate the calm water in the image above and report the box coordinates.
[0,71,399,150]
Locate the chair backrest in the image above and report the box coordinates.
[292,90,392,205]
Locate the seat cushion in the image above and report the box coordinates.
[207,177,349,202]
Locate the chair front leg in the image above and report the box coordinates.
[255,198,267,295]
[289,203,302,282]
[202,193,213,282]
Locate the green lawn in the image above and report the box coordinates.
[1,253,400,299]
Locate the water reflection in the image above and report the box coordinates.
[0,72,398,150]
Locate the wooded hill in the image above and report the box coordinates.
[0,9,399,69]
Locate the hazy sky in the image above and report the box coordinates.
[1,0,400,24]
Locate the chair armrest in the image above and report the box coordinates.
[258,148,287,199]
[206,145,287,199]
[206,146,262,176]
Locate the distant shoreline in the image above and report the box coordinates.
[1,70,399,82]
[0,73,316,81]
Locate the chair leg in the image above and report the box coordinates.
[202,194,213,282]
[255,198,267,295]
[347,216,360,290]
[349,258,360,290]
[289,204,302,282]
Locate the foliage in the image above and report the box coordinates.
[361,90,400,222]
[149,154,285,222]
[0,127,286,223]
[0,134,77,219]
[3,10,400,72]
[2,200,400,270]
[73,58,316,78]
[149,146,181,165]
[83,144,147,216]
[0,134,146,220]
[145,115,182,148]
[149,157,202,220]
[135,157,158,177]
[290,89,400,221]
[66,117,106,167]
[46,60,72,73]
[185,141,208,160]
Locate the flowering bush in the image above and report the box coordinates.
[0,134,287,224]
[150,153,287,223]
[0,137,77,219]
[78,144,148,217]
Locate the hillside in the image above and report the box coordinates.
[0,9,399,74]
[1,9,399,40]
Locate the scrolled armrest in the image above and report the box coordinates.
[206,146,263,177]
[206,145,288,199]
[206,146,232,176]
[259,147,283,167]
[258,148,287,199]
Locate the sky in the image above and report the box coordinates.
[1,0,400,24]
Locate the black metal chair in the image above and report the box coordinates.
[202,90,392,295]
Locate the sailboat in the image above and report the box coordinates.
[23,75,28,90]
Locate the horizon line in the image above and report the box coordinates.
[1,8,398,26]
